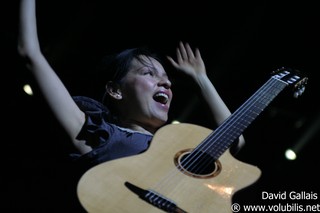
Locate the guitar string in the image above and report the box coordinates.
[143,78,278,207]
[189,77,286,176]
[151,70,304,207]
[147,75,288,206]
[142,79,278,209]
[174,77,282,179]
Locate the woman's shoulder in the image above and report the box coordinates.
[72,96,109,113]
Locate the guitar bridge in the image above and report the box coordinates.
[125,181,187,213]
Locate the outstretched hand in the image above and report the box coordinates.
[167,41,206,79]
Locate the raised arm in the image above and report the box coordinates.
[17,0,90,153]
[167,41,245,153]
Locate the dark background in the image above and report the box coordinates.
[2,0,320,212]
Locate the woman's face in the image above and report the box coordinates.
[118,55,173,129]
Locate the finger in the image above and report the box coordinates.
[194,48,201,59]
[176,47,183,63]
[179,41,187,60]
[166,56,178,68]
[166,56,175,65]
[185,42,195,59]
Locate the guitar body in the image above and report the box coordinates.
[77,123,261,213]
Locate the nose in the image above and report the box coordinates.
[158,77,172,89]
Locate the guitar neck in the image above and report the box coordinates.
[199,76,288,160]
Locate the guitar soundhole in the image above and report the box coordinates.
[174,149,222,179]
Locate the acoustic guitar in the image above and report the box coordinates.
[77,67,307,213]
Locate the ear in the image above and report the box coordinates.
[106,81,122,100]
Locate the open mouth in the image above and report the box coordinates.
[153,92,169,104]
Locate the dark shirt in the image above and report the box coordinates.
[62,96,152,212]
[70,96,152,173]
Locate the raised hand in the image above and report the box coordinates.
[167,41,206,79]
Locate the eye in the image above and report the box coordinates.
[144,69,154,76]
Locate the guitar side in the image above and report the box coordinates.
[77,123,261,213]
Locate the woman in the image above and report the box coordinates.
[18,0,244,170]
[18,0,245,210]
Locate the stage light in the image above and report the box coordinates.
[23,84,33,96]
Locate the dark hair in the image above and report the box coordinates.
[99,46,162,83]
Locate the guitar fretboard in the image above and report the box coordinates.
[197,77,287,160]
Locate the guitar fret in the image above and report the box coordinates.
[198,77,288,160]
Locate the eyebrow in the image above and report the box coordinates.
[132,57,169,78]
[149,66,169,79]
